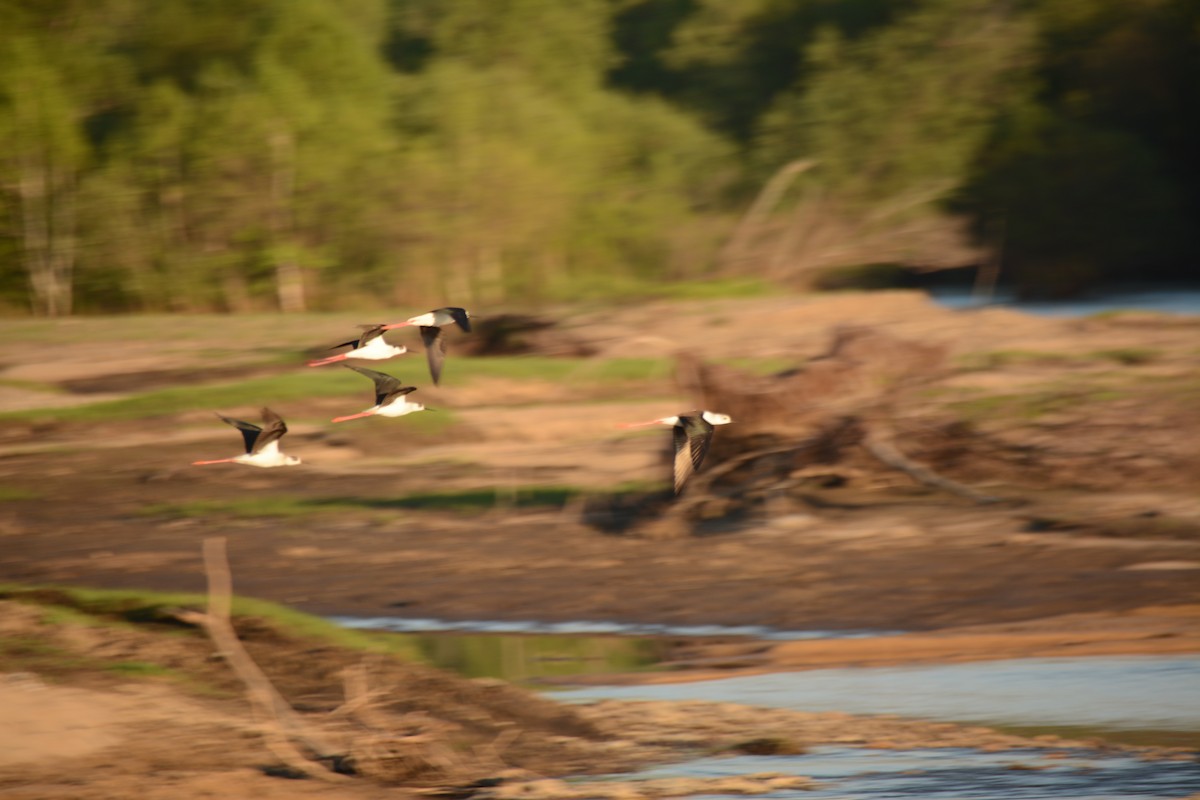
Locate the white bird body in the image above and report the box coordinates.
[619,409,733,493]
[371,397,425,417]
[346,336,407,360]
[381,307,471,385]
[229,438,299,468]
[193,408,301,468]
[331,365,430,423]
[308,325,407,367]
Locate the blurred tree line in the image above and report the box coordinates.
[0,0,1195,314]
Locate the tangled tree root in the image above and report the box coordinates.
[587,326,1001,538]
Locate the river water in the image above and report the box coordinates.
[338,616,1200,797]
[924,285,1200,317]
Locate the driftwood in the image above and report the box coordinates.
[176,537,350,780]
[177,538,469,784]
[600,327,999,538]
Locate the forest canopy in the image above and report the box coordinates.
[0,0,1196,314]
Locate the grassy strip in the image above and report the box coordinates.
[0,355,682,423]
[0,486,41,502]
[0,371,461,429]
[0,345,810,427]
[949,388,1127,422]
[140,482,660,519]
[0,583,422,657]
[0,352,804,425]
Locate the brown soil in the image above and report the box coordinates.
[1,291,1199,797]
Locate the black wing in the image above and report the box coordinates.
[381,385,418,406]
[345,364,405,406]
[446,307,471,333]
[251,407,289,454]
[217,413,262,454]
[330,338,359,351]
[671,416,715,494]
[356,324,386,345]
[420,325,447,385]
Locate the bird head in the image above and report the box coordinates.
[701,411,733,425]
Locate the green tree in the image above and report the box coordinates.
[0,36,88,315]
[727,0,1033,281]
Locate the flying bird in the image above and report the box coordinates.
[619,410,733,494]
[307,324,408,367]
[381,307,471,386]
[192,407,301,468]
[331,365,430,423]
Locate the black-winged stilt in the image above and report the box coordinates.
[381,307,470,386]
[331,365,430,423]
[192,407,301,467]
[307,324,408,367]
[620,410,733,493]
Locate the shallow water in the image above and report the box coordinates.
[926,286,1200,317]
[334,616,896,682]
[335,614,893,640]
[557,655,1200,733]
[620,748,1200,799]
[338,619,1200,796]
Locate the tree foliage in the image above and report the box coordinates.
[0,0,1195,314]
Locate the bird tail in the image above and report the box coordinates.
[308,353,348,367]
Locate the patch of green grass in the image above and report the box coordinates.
[0,313,379,347]
[720,356,798,376]
[1088,347,1161,366]
[0,486,40,502]
[142,481,664,520]
[950,388,1123,422]
[0,635,90,672]
[0,377,64,394]
[0,371,461,430]
[0,583,423,657]
[956,350,1076,372]
[139,498,353,519]
[105,660,178,677]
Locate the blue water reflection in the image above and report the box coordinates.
[626,749,1200,799]
[559,655,1200,731]
[926,286,1200,317]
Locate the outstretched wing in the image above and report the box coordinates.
[356,324,386,346]
[251,407,288,455]
[346,364,405,406]
[671,417,714,494]
[447,307,471,333]
[420,325,447,385]
[217,413,262,454]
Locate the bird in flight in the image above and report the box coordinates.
[381,307,471,386]
[192,407,301,467]
[308,324,408,367]
[331,365,430,423]
[619,410,733,494]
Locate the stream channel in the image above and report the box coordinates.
[337,616,1200,799]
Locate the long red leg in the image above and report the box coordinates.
[308,353,349,367]
[192,458,237,466]
[331,410,375,423]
